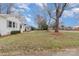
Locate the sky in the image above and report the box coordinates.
[1,3,79,27]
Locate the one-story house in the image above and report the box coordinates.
[0,14,26,36]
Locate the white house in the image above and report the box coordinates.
[0,14,26,36]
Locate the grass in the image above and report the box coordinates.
[0,30,79,55]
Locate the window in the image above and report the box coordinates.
[13,22,15,28]
[8,21,12,27]
[7,21,17,28]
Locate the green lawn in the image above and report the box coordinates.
[0,31,79,55]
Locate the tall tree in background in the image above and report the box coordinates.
[0,3,2,14]
[6,3,14,14]
[36,15,48,30]
[37,3,67,32]
[54,3,67,32]
[36,15,42,29]
[41,4,52,30]
[0,3,14,14]
[0,4,1,14]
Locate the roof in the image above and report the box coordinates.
[0,14,26,24]
[0,14,21,19]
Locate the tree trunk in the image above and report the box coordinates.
[55,18,59,32]
[47,18,51,31]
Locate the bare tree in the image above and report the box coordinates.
[36,15,44,29]
[54,3,67,32]
[40,4,53,30]
[6,3,14,14]
[37,3,67,32]
[0,3,2,14]
[36,15,48,30]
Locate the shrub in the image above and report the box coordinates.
[31,26,36,30]
[11,31,20,34]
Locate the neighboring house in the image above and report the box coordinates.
[73,26,79,30]
[25,24,31,31]
[0,14,26,36]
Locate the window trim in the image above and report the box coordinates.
[7,21,17,28]
[13,22,15,28]
[7,21,12,28]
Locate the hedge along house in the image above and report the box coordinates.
[0,14,26,36]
